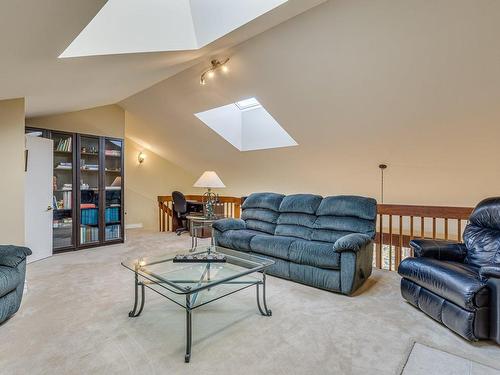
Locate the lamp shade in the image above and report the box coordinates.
[193,171,226,188]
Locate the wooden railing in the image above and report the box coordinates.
[158,195,242,232]
[375,204,473,270]
[157,196,473,271]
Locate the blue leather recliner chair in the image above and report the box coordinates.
[213,193,377,296]
[398,197,500,344]
[0,245,31,324]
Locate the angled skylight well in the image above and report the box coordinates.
[195,98,298,152]
[60,0,289,58]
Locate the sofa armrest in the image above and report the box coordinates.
[410,239,467,262]
[334,233,372,253]
[212,218,246,233]
[480,264,500,279]
[0,245,31,268]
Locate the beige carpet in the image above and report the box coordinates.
[0,230,499,375]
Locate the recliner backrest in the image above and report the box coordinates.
[275,194,322,240]
[311,196,377,243]
[464,197,500,267]
[241,192,284,234]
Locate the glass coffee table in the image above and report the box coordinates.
[121,246,274,363]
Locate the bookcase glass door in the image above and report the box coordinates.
[79,136,100,245]
[52,132,74,249]
[104,138,123,241]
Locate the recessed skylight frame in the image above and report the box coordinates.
[195,98,298,152]
[235,98,262,111]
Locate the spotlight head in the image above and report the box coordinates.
[207,70,215,79]
[221,65,229,73]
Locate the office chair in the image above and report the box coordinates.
[172,191,189,235]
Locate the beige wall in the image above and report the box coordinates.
[124,112,197,229]
[121,0,500,207]
[27,105,197,230]
[0,98,25,245]
[27,104,125,139]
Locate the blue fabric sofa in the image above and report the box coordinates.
[0,245,31,324]
[213,193,377,295]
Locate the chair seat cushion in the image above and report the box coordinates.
[0,266,21,298]
[250,235,296,260]
[216,229,265,252]
[289,241,340,269]
[398,258,489,311]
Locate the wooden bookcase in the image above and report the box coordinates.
[25,127,125,253]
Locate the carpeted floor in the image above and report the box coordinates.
[0,230,499,375]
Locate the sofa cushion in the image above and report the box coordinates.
[289,240,340,269]
[241,208,280,224]
[277,213,316,228]
[250,235,296,260]
[398,257,489,311]
[242,193,284,212]
[311,196,377,243]
[310,229,351,243]
[245,220,276,235]
[279,194,322,214]
[0,266,20,298]
[215,229,264,252]
[316,195,377,220]
[275,224,313,241]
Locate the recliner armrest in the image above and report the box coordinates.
[333,233,372,253]
[0,245,31,268]
[410,239,467,262]
[480,264,500,279]
[212,218,246,233]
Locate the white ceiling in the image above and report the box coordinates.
[0,0,326,117]
[61,0,289,58]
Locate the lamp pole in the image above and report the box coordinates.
[379,164,387,204]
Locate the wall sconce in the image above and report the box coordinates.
[138,152,146,164]
[200,58,230,85]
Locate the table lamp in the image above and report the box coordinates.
[193,171,225,218]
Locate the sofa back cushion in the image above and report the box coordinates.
[311,196,377,243]
[275,194,322,240]
[464,197,500,267]
[241,193,284,234]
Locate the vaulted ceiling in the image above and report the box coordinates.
[0,0,325,116]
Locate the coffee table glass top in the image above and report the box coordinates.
[122,246,274,304]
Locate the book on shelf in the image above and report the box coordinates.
[105,150,121,157]
[105,224,121,240]
[81,226,99,243]
[56,137,72,152]
[55,162,72,170]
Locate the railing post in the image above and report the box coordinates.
[234,203,241,219]
[376,214,383,269]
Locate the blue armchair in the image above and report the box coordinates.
[398,197,500,344]
[0,245,31,324]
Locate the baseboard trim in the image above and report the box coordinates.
[125,223,143,229]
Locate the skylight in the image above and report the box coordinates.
[60,0,289,58]
[235,98,261,111]
[195,98,297,152]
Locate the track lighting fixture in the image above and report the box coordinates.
[200,58,230,85]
